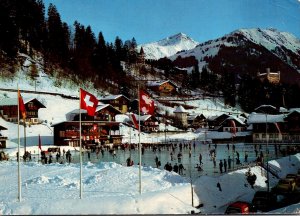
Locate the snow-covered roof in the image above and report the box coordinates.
[147,80,178,88]
[174,105,188,113]
[130,114,153,122]
[220,115,245,125]
[247,113,286,124]
[100,94,129,101]
[0,97,45,107]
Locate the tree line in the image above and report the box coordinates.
[1,0,299,111]
[0,0,142,96]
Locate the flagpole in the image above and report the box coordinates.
[138,84,142,194]
[79,89,83,199]
[17,87,21,202]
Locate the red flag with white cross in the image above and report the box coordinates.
[80,88,98,116]
[139,90,155,115]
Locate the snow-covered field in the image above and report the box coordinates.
[1,153,300,214]
[0,67,300,214]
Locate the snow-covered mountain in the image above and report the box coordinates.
[169,28,300,85]
[137,33,199,60]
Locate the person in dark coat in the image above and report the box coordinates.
[178,163,185,175]
[228,156,232,170]
[223,159,227,172]
[219,160,223,173]
[173,163,179,173]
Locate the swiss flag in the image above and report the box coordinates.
[139,90,155,115]
[80,88,98,116]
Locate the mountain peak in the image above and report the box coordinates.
[138,33,199,60]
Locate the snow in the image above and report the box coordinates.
[137,33,199,60]
[168,28,300,72]
[0,56,300,214]
[1,152,300,214]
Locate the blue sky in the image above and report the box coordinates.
[43,0,300,44]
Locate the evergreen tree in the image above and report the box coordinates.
[191,62,200,88]
[46,4,69,62]
[222,70,236,107]
[0,0,19,57]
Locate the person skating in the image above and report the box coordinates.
[219,160,223,173]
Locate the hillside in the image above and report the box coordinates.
[168,28,300,85]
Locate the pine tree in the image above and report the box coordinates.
[222,70,236,107]
[191,62,200,88]
[46,4,69,62]
[0,0,19,57]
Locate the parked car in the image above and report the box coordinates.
[272,178,296,194]
[251,190,277,212]
[285,174,300,187]
[225,201,254,214]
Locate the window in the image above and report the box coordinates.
[262,134,266,138]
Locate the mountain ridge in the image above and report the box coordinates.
[137,32,199,60]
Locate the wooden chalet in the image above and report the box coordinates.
[99,95,130,114]
[129,114,159,132]
[207,113,230,129]
[66,104,122,122]
[147,80,178,96]
[217,116,246,133]
[187,114,207,128]
[0,125,8,148]
[0,97,46,124]
[52,121,122,147]
[247,112,286,143]
[282,110,300,142]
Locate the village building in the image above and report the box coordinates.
[0,97,46,125]
[206,115,249,143]
[128,114,159,132]
[217,116,246,133]
[247,112,286,143]
[173,105,188,129]
[99,94,130,114]
[66,104,122,122]
[51,121,122,147]
[137,47,145,65]
[0,125,7,148]
[54,105,124,147]
[207,113,230,129]
[147,80,178,96]
[187,113,207,129]
[282,109,300,142]
[257,68,280,84]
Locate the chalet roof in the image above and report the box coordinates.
[0,97,46,107]
[220,115,245,126]
[254,104,278,114]
[247,112,286,124]
[289,108,300,113]
[0,125,7,130]
[100,94,130,101]
[96,104,122,114]
[285,109,300,117]
[187,114,206,121]
[65,104,122,121]
[174,105,188,113]
[147,80,178,88]
[131,114,153,122]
